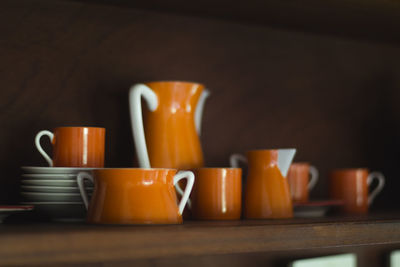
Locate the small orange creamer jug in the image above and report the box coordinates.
[230,149,296,219]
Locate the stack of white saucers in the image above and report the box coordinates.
[20,166,94,221]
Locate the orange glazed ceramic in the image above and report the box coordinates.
[191,168,242,220]
[35,127,105,167]
[330,168,385,214]
[77,169,194,224]
[287,162,318,203]
[129,81,209,169]
[244,150,294,219]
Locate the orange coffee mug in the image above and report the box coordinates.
[287,162,319,203]
[230,149,296,219]
[189,168,242,220]
[330,168,385,214]
[77,168,194,224]
[35,127,105,167]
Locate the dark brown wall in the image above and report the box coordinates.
[1,0,400,209]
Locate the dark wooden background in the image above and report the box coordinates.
[1,0,400,212]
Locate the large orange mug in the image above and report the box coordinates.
[77,168,194,224]
[189,168,242,220]
[287,162,319,203]
[330,168,385,214]
[35,127,105,167]
[129,81,210,169]
[230,149,296,219]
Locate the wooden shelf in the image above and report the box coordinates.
[68,0,400,43]
[1,214,400,265]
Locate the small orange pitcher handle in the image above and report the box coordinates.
[129,84,158,168]
[229,154,247,168]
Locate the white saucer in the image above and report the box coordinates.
[22,174,78,180]
[21,166,95,174]
[21,179,93,187]
[21,185,93,193]
[21,192,85,202]
[0,205,34,223]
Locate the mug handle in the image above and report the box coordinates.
[230,154,247,168]
[129,84,158,168]
[173,171,195,215]
[308,165,319,190]
[34,130,54,167]
[367,171,385,205]
[77,172,94,210]
[194,89,210,136]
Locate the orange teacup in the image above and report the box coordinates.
[330,168,385,214]
[77,168,194,224]
[287,162,319,203]
[35,127,105,167]
[190,168,242,220]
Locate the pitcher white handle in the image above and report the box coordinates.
[129,84,158,168]
[367,171,385,205]
[173,171,195,215]
[34,130,54,167]
[308,165,319,190]
[194,89,210,136]
[229,154,247,168]
[77,172,94,210]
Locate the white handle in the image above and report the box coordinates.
[173,171,195,215]
[129,84,158,168]
[175,179,192,209]
[34,130,54,167]
[194,89,210,136]
[308,165,319,190]
[367,171,385,205]
[229,154,247,168]
[77,172,94,210]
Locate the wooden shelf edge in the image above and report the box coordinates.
[1,217,400,265]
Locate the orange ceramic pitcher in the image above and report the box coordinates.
[129,81,210,169]
[230,149,296,219]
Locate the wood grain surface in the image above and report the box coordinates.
[0,0,400,213]
[0,216,400,265]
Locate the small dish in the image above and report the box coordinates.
[21,192,86,202]
[0,205,34,223]
[22,174,79,180]
[293,200,343,218]
[21,185,93,193]
[21,166,95,175]
[21,179,93,187]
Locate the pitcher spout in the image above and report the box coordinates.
[277,149,297,177]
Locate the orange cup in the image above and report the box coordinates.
[330,168,385,214]
[287,162,319,203]
[77,168,194,224]
[35,127,105,167]
[190,168,242,220]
